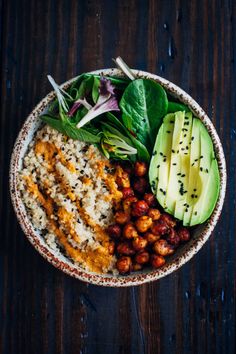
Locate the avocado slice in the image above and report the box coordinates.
[164,111,185,213]
[149,124,164,194]
[182,118,202,225]
[189,123,220,225]
[149,113,175,210]
[174,112,193,220]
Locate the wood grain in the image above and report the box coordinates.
[0,0,235,353]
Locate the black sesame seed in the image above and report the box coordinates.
[172,149,175,153]
[160,152,163,156]
[194,211,198,215]
[184,134,187,137]
[182,174,186,177]
[193,188,197,191]
[166,130,171,133]
[200,167,203,171]
[179,141,183,145]
[172,163,177,166]
[206,168,209,173]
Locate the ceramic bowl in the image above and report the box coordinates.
[9,68,227,287]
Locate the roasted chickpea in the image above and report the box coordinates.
[178,227,190,242]
[114,211,130,225]
[131,200,149,217]
[123,223,139,239]
[159,213,176,228]
[123,196,138,212]
[133,263,143,271]
[135,251,150,264]
[144,232,160,244]
[108,241,115,255]
[135,216,153,233]
[151,254,166,268]
[166,229,180,247]
[132,236,148,251]
[151,221,169,236]
[115,167,130,188]
[122,187,134,199]
[107,224,122,239]
[133,177,148,194]
[148,208,161,221]
[117,242,135,256]
[153,239,174,256]
[134,161,148,177]
[144,193,157,207]
[116,256,132,274]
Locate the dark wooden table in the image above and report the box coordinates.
[1,0,235,353]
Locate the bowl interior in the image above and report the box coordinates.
[10,68,226,286]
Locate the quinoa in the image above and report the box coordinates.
[18,125,122,274]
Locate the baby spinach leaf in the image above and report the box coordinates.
[120,79,168,150]
[167,101,190,113]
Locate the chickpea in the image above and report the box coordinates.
[151,221,169,236]
[144,232,160,244]
[134,161,148,177]
[123,196,138,212]
[115,167,130,188]
[167,229,180,247]
[122,187,134,199]
[117,242,135,256]
[151,254,166,268]
[131,200,149,217]
[135,251,150,264]
[133,263,143,271]
[114,211,130,225]
[133,177,148,194]
[178,227,190,242]
[153,239,174,256]
[135,216,153,233]
[159,213,176,228]
[123,223,139,239]
[108,241,115,255]
[107,224,121,239]
[132,236,148,251]
[144,193,157,207]
[116,256,132,274]
[148,208,161,221]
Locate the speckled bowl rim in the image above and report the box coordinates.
[9,68,227,287]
